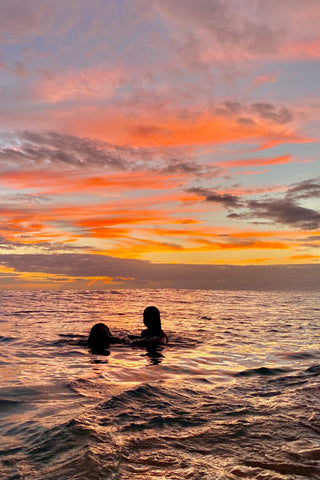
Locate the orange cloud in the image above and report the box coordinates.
[151,227,290,240]
[289,254,320,260]
[0,170,186,194]
[99,237,184,258]
[219,154,292,168]
[86,276,113,286]
[63,108,309,149]
[192,238,289,250]
[104,233,291,260]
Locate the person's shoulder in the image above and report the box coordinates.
[159,331,168,344]
[146,332,168,345]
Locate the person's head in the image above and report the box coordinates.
[143,306,162,335]
[88,323,111,351]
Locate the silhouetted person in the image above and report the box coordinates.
[88,323,111,353]
[141,306,168,345]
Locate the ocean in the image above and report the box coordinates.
[1,289,320,480]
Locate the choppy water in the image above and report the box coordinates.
[1,289,320,480]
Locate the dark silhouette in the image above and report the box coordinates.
[126,306,168,364]
[87,323,111,353]
[141,306,168,345]
[87,323,126,354]
[87,307,167,358]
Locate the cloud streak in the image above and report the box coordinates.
[190,177,320,230]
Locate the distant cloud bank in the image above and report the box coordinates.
[0,253,319,290]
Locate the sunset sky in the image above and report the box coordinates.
[0,0,320,289]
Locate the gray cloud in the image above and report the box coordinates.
[0,130,221,179]
[213,101,294,125]
[162,162,222,177]
[0,193,51,204]
[243,198,320,230]
[236,117,256,126]
[286,178,320,200]
[190,177,320,230]
[1,131,158,167]
[0,235,92,252]
[1,130,126,170]
[251,103,293,124]
[189,187,243,208]
[0,236,23,250]
[306,236,320,241]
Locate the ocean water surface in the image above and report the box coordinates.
[1,289,320,480]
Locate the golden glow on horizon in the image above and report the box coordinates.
[0,264,130,289]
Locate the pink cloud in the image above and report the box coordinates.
[286,38,320,59]
[251,74,277,89]
[37,66,126,103]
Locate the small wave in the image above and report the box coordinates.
[12,310,35,314]
[100,382,204,415]
[306,364,320,376]
[0,398,23,409]
[0,398,35,418]
[166,334,201,348]
[0,335,16,343]
[68,378,110,398]
[0,386,39,399]
[98,383,214,435]
[235,366,291,377]
[279,351,316,360]
[243,458,320,477]
[59,333,86,338]
[54,335,87,347]
[100,383,165,410]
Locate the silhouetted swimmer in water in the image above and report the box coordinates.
[141,306,168,345]
[87,323,126,354]
[87,323,111,354]
[129,307,168,363]
[133,306,168,364]
[129,306,168,348]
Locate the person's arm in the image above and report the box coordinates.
[109,335,126,344]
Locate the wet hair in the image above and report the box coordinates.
[88,323,111,351]
[143,306,162,336]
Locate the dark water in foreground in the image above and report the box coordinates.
[1,289,320,480]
